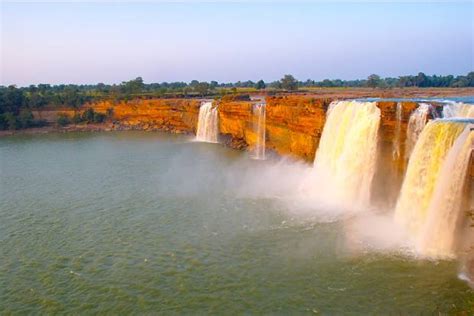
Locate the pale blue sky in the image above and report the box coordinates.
[1,1,473,86]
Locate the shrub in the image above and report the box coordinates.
[0,114,8,130]
[93,112,106,123]
[18,110,34,128]
[72,113,82,124]
[30,119,48,128]
[81,108,95,122]
[4,112,20,130]
[57,113,71,126]
[106,107,114,119]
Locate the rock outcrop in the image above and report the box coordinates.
[92,99,201,133]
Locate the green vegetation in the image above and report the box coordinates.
[1,72,473,130]
[56,113,71,127]
[56,108,107,127]
[255,80,266,90]
[367,74,381,88]
[281,74,298,91]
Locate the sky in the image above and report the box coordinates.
[0,1,473,86]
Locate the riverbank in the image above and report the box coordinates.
[0,124,114,138]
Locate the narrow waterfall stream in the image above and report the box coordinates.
[252,103,266,160]
[392,102,402,160]
[196,101,219,143]
[405,103,431,160]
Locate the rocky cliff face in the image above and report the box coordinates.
[92,99,201,133]
[266,96,330,161]
[217,101,254,149]
[217,96,330,160]
[372,101,419,207]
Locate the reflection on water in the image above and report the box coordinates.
[0,132,472,314]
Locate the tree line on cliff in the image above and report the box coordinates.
[1,72,473,130]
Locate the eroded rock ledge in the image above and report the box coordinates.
[31,97,430,163]
[28,96,471,184]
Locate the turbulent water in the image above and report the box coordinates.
[443,102,474,118]
[417,124,474,257]
[2,132,473,314]
[252,103,266,160]
[405,103,431,160]
[312,101,380,208]
[395,120,466,237]
[196,101,218,143]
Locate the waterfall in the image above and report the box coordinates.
[417,124,474,257]
[405,103,431,160]
[252,103,266,160]
[196,101,219,143]
[442,102,474,118]
[312,101,381,207]
[392,102,402,160]
[394,120,466,235]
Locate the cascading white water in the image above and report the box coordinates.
[442,102,474,118]
[392,102,402,160]
[417,123,474,257]
[405,103,431,160]
[312,100,381,207]
[196,101,219,143]
[252,103,266,160]
[394,120,466,235]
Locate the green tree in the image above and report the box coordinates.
[367,74,381,88]
[195,82,210,96]
[63,87,80,108]
[82,108,95,122]
[121,77,144,95]
[467,72,474,86]
[4,112,20,130]
[280,74,297,91]
[72,113,83,124]
[415,72,428,87]
[0,85,24,114]
[0,114,7,130]
[18,110,34,128]
[93,112,106,123]
[255,80,266,90]
[452,76,469,87]
[57,113,71,126]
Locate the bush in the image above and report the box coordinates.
[76,108,107,123]
[106,107,114,119]
[57,113,71,127]
[0,114,8,130]
[30,119,48,128]
[18,110,34,128]
[72,113,82,124]
[81,108,95,122]
[93,112,106,123]
[4,112,20,130]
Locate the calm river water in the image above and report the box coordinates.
[1,132,472,314]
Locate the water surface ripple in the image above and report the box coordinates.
[0,132,472,314]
